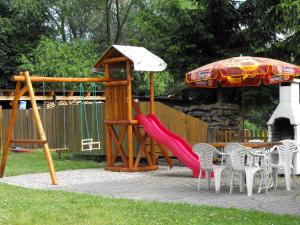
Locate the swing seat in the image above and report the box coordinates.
[10,147,33,153]
[81,138,101,151]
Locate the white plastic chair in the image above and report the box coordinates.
[247,139,264,167]
[226,144,247,194]
[225,143,264,196]
[192,143,228,193]
[222,143,242,188]
[271,140,298,191]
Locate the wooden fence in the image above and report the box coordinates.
[140,102,208,154]
[208,128,268,142]
[1,104,106,155]
[0,102,208,156]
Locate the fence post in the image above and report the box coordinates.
[264,129,268,142]
[0,105,2,151]
[224,130,228,142]
[208,128,217,142]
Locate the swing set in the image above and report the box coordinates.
[0,45,172,185]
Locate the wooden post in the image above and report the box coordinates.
[12,75,109,83]
[150,72,155,114]
[0,105,2,152]
[250,130,253,141]
[127,62,133,169]
[0,80,22,177]
[245,129,249,142]
[264,129,268,142]
[24,71,58,185]
[149,71,156,164]
[105,64,110,80]
[224,130,228,142]
[104,64,112,166]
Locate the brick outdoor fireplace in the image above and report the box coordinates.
[267,79,300,174]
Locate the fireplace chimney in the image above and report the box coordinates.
[267,79,300,174]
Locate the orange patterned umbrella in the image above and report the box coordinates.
[185,56,300,88]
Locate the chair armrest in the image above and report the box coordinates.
[270,145,279,153]
[214,149,227,156]
[214,151,229,166]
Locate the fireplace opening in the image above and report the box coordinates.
[271,118,295,142]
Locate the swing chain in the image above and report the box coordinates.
[79,83,101,151]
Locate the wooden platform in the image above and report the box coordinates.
[105,165,159,172]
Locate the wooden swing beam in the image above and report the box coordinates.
[12,75,109,83]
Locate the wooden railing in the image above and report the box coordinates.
[208,128,268,143]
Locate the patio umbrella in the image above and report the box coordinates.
[185,56,300,136]
[185,56,300,88]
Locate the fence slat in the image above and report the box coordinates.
[210,128,268,142]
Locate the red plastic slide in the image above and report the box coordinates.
[136,113,200,178]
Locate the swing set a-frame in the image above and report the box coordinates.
[0,45,173,185]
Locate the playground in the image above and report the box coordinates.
[0,45,300,224]
[2,1,300,224]
[0,45,210,185]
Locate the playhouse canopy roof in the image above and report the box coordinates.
[93,45,167,72]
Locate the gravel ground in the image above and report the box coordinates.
[0,167,185,190]
[0,168,152,189]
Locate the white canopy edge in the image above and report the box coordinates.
[93,45,167,72]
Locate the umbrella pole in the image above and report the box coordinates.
[242,87,245,141]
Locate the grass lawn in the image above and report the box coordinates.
[0,183,299,225]
[1,150,299,224]
[3,150,103,176]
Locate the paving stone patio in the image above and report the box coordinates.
[1,166,299,215]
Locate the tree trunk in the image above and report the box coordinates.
[106,0,112,44]
[114,0,134,44]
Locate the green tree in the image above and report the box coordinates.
[273,0,300,64]
[236,0,299,127]
[0,0,50,87]
[131,0,203,78]
[131,0,243,79]
[133,71,175,96]
[19,37,99,89]
[43,0,103,42]
[42,0,141,46]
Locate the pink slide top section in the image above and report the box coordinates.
[136,113,200,178]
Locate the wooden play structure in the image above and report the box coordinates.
[0,45,172,184]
